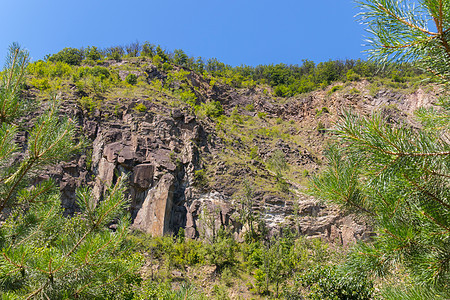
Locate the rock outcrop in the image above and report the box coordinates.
[30,62,436,245]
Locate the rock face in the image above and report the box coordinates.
[133,173,175,236]
[85,105,201,236]
[36,67,436,244]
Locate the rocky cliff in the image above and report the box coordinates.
[26,58,437,244]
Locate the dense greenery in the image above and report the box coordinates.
[127,228,374,299]
[43,41,427,98]
[0,44,140,299]
[5,2,446,297]
[0,42,381,299]
[311,0,450,298]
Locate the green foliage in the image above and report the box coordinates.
[28,60,73,79]
[381,284,449,300]
[84,46,102,61]
[40,42,425,99]
[346,69,360,81]
[267,150,288,177]
[315,106,329,117]
[257,112,267,118]
[152,54,163,67]
[230,107,243,124]
[274,84,291,97]
[0,178,140,299]
[236,179,259,239]
[198,101,224,118]
[308,6,450,295]
[141,42,156,57]
[0,45,140,298]
[294,265,374,300]
[310,111,450,293]
[141,234,205,268]
[125,73,138,85]
[348,87,360,95]
[193,169,208,187]
[179,89,197,107]
[249,146,258,159]
[72,65,115,96]
[48,47,83,65]
[203,234,238,270]
[27,60,74,92]
[156,45,169,63]
[163,62,172,71]
[134,281,206,300]
[125,41,141,57]
[253,268,267,294]
[78,96,100,112]
[133,103,147,112]
[328,85,342,95]
[316,121,326,133]
[356,0,450,82]
[29,77,50,91]
[104,45,124,61]
[245,103,255,112]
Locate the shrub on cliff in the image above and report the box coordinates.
[47,47,83,65]
[125,73,137,85]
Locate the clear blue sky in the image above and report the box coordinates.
[0,0,367,67]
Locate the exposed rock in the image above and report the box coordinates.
[132,173,175,236]
[25,64,436,244]
[132,164,154,190]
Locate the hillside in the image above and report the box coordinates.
[7,48,439,298]
[23,53,437,243]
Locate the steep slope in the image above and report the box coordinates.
[24,57,437,245]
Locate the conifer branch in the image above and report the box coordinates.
[404,174,450,210]
[376,3,437,36]
[421,211,450,232]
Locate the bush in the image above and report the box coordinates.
[328,85,343,94]
[125,73,138,85]
[29,77,50,90]
[346,69,360,81]
[85,46,102,61]
[203,235,238,271]
[90,66,110,79]
[134,103,147,112]
[78,96,100,112]
[28,61,73,79]
[274,84,291,97]
[180,89,197,107]
[198,101,224,118]
[294,265,374,300]
[194,169,208,187]
[48,47,83,65]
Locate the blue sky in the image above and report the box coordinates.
[0,0,367,67]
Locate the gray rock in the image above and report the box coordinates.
[132,173,175,236]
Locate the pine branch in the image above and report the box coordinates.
[376,2,437,36]
[421,211,450,232]
[404,174,450,210]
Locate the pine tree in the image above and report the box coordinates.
[357,0,450,82]
[310,0,450,297]
[0,44,140,299]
